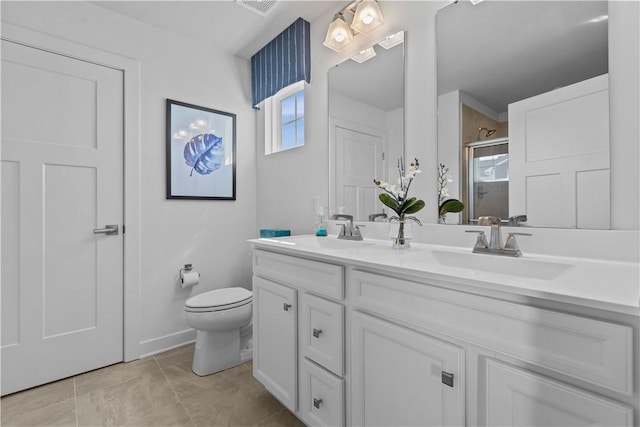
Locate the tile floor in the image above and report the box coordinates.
[0,344,304,427]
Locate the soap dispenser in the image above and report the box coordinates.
[315,207,328,236]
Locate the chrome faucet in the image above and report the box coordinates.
[466,216,531,257]
[507,214,528,227]
[331,214,363,241]
[479,216,503,250]
[368,213,388,222]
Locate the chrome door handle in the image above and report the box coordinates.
[313,328,322,338]
[313,398,323,409]
[442,371,454,387]
[283,303,292,311]
[93,225,119,235]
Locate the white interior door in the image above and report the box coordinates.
[1,40,124,395]
[335,126,384,221]
[509,74,610,228]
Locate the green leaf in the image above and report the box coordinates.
[379,193,400,213]
[401,199,425,215]
[439,199,465,215]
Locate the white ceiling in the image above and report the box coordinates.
[437,1,608,113]
[89,1,608,115]
[90,0,345,59]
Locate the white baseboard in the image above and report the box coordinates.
[138,329,196,358]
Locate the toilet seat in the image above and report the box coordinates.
[185,287,252,313]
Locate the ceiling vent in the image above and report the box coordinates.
[235,0,279,16]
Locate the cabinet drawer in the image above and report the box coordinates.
[253,249,344,300]
[301,293,344,376]
[485,359,633,426]
[299,357,345,427]
[351,269,633,395]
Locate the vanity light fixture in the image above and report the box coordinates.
[378,30,404,50]
[351,0,384,34]
[323,0,384,52]
[351,46,377,63]
[323,12,355,52]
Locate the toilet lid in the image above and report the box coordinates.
[185,287,252,310]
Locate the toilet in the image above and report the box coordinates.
[183,287,252,376]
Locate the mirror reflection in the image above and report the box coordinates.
[329,31,405,222]
[437,1,609,229]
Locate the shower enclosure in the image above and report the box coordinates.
[463,137,509,223]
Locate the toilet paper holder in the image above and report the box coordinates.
[180,264,200,288]
[180,264,194,275]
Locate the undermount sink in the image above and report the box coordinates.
[432,250,571,280]
[262,235,372,250]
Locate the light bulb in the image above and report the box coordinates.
[335,33,345,43]
[361,14,374,25]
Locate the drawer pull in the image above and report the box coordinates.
[441,371,454,388]
[313,328,323,338]
[283,303,292,311]
[313,397,323,409]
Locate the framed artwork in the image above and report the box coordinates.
[166,99,236,200]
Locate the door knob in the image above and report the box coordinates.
[283,303,292,311]
[93,224,119,235]
[313,328,322,338]
[313,398,323,409]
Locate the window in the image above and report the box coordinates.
[263,81,305,154]
[474,153,509,182]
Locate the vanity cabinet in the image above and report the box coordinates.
[251,244,637,427]
[252,249,346,426]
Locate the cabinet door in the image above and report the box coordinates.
[485,359,633,427]
[351,311,464,426]
[253,276,297,412]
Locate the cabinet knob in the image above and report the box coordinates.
[283,303,292,311]
[313,398,323,409]
[441,371,454,388]
[312,328,322,338]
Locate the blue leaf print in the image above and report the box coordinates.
[183,133,224,176]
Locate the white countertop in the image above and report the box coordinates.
[249,235,640,316]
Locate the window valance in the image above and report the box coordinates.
[251,17,311,108]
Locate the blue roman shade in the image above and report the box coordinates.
[251,18,311,108]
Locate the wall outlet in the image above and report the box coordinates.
[311,196,320,214]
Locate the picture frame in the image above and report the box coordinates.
[166,99,236,200]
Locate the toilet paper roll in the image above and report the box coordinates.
[180,271,200,288]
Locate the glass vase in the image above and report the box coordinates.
[388,216,412,249]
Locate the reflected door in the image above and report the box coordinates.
[334,126,384,221]
[1,40,124,395]
[509,74,610,229]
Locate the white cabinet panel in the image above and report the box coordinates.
[301,293,344,376]
[300,358,345,427]
[253,276,297,412]
[253,249,344,299]
[351,311,464,427]
[351,269,633,395]
[485,359,633,426]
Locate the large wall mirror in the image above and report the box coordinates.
[328,31,405,222]
[437,1,609,229]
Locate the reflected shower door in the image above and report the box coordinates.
[466,139,509,223]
